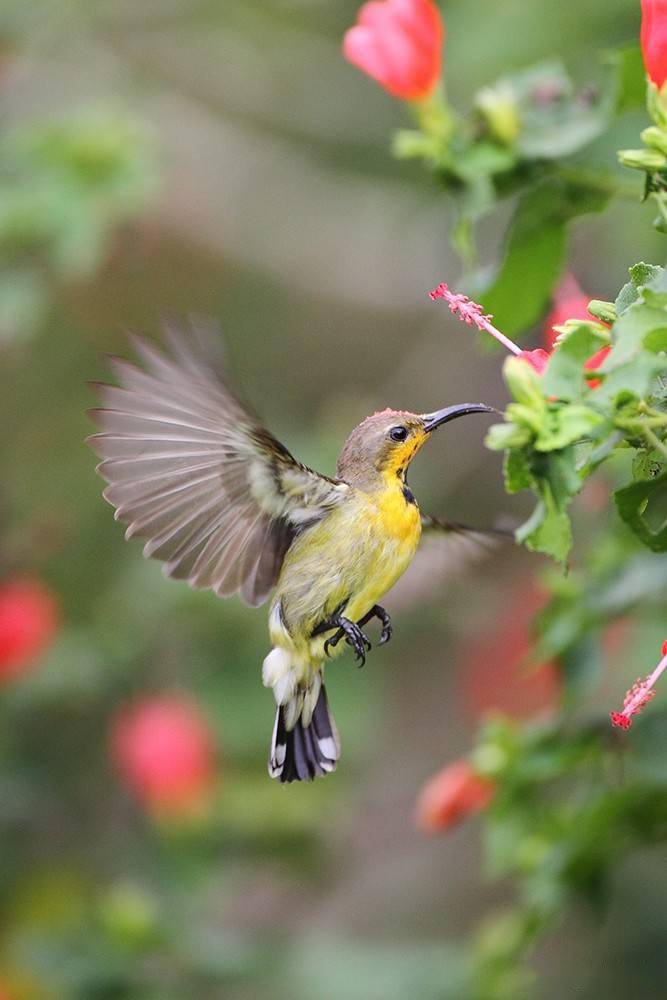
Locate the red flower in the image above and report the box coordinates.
[584,344,611,389]
[543,274,592,350]
[518,348,551,374]
[461,579,560,721]
[111,695,216,818]
[641,0,667,88]
[343,0,443,101]
[416,760,494,833]
[0,578,59,681]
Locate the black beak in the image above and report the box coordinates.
[421,403,495,432]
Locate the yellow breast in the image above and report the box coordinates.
[376,482,422,545]
[342,483,421,622]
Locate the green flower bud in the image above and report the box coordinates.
[586,299,617,324]
[641,125,667,156]
[503,355,547,409]
[618,147,667,171]
[392,129,435,160]
[476,83,521,146]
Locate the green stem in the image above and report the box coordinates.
[643,425,667,460]
[411,86,454,145]
[651,189,667,228]
[555,164,641,200]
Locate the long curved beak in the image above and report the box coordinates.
[421,403,495,433]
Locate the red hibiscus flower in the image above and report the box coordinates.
[416,760,494,833]
[0,577,59,681]
[343,0,443,101]
[584,344,611,389]
[543,274,593,350]
[641,0,667,88]
[111,695,217,818]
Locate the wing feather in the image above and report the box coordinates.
[87,319,347,607]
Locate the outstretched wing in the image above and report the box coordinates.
[87,320,348,606]
[386,514,504,611]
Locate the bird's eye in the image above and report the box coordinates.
[389,425,408,442]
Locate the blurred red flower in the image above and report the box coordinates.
[343,0,443,101]
[641,0,667,88]
[518,348,550,374]
[416,760,494,833]
[584,344,611,389]
[461,580,560,721]
[0,578,59,681]
[111,695,217,818]
[543,274,592,350]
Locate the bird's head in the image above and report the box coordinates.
[336,403,494,488]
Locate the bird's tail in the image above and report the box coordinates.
[268,683,340,783]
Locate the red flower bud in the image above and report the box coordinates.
[111,696,216,818]
[543,274,592,350]
[517,348,551,374]
[343,0,443,101]
[416,760,494,833]
[0,578,59,681]
[584,344,611,389]
[641,0,667,88]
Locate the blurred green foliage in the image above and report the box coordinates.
[0,110,157,341]
[0,1,666,999]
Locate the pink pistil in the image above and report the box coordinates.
[429,282,523,356]
[610,642,667,731]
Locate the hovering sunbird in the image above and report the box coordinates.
[87,322,493,782]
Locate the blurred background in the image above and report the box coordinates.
[0,1,665,998]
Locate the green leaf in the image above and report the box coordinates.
[515,449,584,562]
[535,405,605,452]
[632,261,663,287]
[504,448,533,493]
[591,300,667,403]
[542,325,607,400]
[507,61,610,160]
[486,421,532,450]
[538,449,583,509]
[516,493,572,562]
[615,473,667,551]
[614,262,663,315]
[632,448,664,480]
[479,181,608,336]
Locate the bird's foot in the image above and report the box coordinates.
[324,617,371,667]
[358,604,393,646]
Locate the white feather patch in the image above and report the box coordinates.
[318,736,339,762]
[273,670,298,706]
[261,646,292,688]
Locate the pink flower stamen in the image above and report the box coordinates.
[610,642,667,730]
[429,282,523,356]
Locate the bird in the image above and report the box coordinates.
[87,320,494,783]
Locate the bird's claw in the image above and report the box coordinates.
[324,618,371,666]
[357,604,393,647]
[379,619,393,645]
